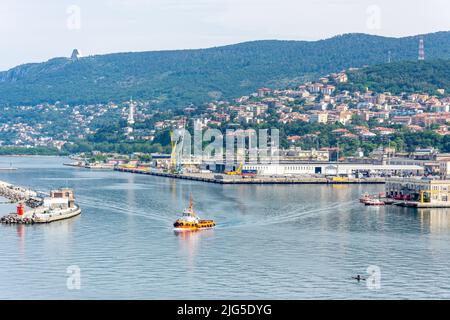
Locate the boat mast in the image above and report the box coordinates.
[189,193,195,216]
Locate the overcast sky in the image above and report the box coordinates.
[1,0,449,70]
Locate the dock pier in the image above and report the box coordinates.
[395,201,450,208]
[114,167,385,185]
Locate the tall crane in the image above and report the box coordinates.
[169,118,187,174]
[169,131,179,172]
[226,162,243,175]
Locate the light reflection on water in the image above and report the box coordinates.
[1,156,450,299]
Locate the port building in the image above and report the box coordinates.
[242,162,424,177]
[386,177,450,207]
[201,161,423,177]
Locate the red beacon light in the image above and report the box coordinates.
[16,203,25,216]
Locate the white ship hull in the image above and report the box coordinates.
[33,206,81,223]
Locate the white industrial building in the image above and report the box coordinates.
[242,162,424,176]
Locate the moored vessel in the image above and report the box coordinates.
[359,192,371,203]
[364,198,385,206]
[360,192,387,205]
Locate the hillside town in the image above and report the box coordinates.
[170,71,450,142]
[1,68,450,156]
[0,100,155,150]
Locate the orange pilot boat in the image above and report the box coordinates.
[173,194,216,231]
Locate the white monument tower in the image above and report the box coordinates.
[71,49,82,61]
[126,98,135,139]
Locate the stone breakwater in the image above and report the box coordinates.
[0,180,37,203]
[0,214,34,224]
[1,181,81,225]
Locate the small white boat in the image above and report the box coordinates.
[364,199,385,206]
[359,193,371,203]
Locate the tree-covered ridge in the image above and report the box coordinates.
[340,59,450,94]
[1,31,450,106]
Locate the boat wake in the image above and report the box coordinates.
[217,200,357,229]
[77,193,358,230]
[77,196,174,223]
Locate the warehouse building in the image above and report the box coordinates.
[242,162,424,177]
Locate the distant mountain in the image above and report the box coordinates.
[340,59,450,95]
[1,31,450,106]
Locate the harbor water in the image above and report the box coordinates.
[1,156,450,299]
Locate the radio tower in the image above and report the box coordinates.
[418,37,425,61]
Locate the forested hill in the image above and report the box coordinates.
[340,59,450,95]
[1,31,450,106]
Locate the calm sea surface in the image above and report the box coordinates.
[1,156,450,299]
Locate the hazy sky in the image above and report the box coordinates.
[1,0,449,70]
